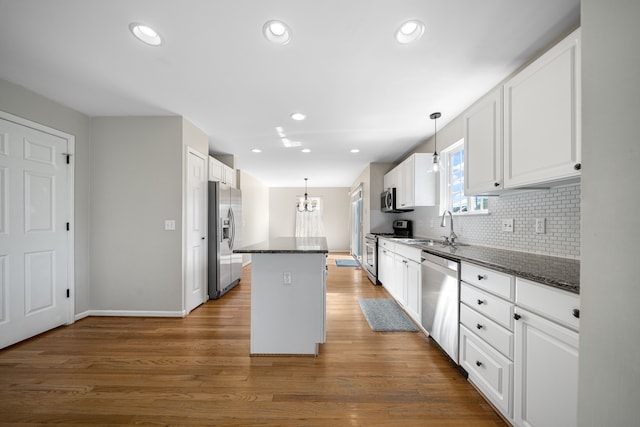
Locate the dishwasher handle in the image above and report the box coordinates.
[421,251,459,272]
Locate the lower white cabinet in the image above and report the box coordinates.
[513,278,580,427]
[460,264,580,426]
[460,325,513,417]
[377,240,421,324]
[404,259,421,322]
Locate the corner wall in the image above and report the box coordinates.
[0,78,92,315]
[238,170,270,264]
[90,117,184,314]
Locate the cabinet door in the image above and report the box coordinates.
[405,259,421,322]
[383,167,399,190]
[223,164,235,187]
[208,156,224,182]
[464,87,503,195]
[392,255,406,305]
[504,28,581,188]
[397,157,414,209]
[514,307,579,427]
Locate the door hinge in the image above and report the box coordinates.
[66,222,70,231]
[66,289,70,298]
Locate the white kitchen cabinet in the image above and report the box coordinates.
[392,255,407,305]
[383,166,399,191]
[513,279,579,427]
[503,28,581,188]
[464,87,504,195]
[404,258,421,323]
[209,155,236,187]
[384,153,437,209]
[377,239,396,295]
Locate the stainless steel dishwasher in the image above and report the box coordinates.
[421,251,460,364]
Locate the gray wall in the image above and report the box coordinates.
[0,78,92,315]
[90,117,185,313]
[578,0,640,424]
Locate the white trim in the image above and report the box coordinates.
[0,110,76,327]
[82,310,187,318]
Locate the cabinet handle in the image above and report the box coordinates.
[477,274,486,281]
[494,182,500,187]
[514,313,521,320]
[476,323,483,330]
[574,163,582,171]
[573,309,580,319]
[476,360,483,367]
[477,299,485,305]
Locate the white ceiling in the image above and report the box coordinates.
[0,0,579,187]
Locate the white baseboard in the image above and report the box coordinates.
[79,309,186,318]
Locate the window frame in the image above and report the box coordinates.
[439,139,489,215]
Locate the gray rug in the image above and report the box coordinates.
[358,299,419,332]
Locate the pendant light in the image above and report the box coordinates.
[297,178,317,212]
[430,112,441,172]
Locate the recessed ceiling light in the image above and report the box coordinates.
[291,112,306,121]
[301,148,311,153]
[351,149,360,153]
[251,148,262,153]
[395,20,424,44]
[282,139,301,148]
[129,23,163,46]
[263,20,292,45]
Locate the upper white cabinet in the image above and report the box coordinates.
[464,87,504,195]
[503,28,581,188]
[209,155,235,187]
[383,166,399,191]
[386,153,437,209]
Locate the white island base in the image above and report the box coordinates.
[234,238,328,356]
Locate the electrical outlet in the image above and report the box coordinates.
[535,218,546,234]
[502,218,514,233]
[164,220,176,231]
[283,272,292,285]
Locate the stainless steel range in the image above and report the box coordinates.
[363,220,413,285]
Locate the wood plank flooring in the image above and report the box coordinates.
[0,254,506,426]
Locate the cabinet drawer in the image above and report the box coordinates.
[394,242,421,262]
[461,262,514,301]
[516,278,580,331]
[460,304,513,359]
[461,283,514,330]
[460,325,513,419]
[378,238,396,252]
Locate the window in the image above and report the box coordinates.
[440,139,488,214]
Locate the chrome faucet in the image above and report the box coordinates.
[440,210,458,245]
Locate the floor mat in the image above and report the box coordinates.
[358,298,419,332]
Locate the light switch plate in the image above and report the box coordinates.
[164,220,176,231]
[502,218,514,233]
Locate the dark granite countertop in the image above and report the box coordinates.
[389,238,580,294]
[234,237,329,254]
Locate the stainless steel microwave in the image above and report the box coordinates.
[381,188,401,212]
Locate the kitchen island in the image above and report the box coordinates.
[233,237,328,356]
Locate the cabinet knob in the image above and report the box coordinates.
[514,313,522,320]
[574,163,582,171]
[477,299,485,305]
[573,309,580,319]
[477,274,486,281]
[476,323,483,330]
[494,182,500,187]
[476,360,483,367]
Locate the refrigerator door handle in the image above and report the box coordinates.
[228,208,235,250]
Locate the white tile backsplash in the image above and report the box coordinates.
[399,184,581,259]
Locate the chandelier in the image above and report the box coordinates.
[297,178,317,212]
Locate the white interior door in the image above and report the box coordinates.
[185,148,207,314]
[0,114,73,349]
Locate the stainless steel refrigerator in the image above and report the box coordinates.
[208,181,242,299]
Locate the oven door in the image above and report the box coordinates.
[364,236,378,284]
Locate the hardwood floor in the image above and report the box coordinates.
[0,254,506,426]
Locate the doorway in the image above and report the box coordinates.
[350,185,363,261]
